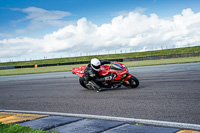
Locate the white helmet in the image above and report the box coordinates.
[91,58,101,71]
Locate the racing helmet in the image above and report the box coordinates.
[91,58,101,71]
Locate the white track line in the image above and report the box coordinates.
[1,109,200,131]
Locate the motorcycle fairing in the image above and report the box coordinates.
[72,61,137,87]
[72,66,86,77]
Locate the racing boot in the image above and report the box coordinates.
[86,81,101,92]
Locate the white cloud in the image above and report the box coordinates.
[0,33,13,39]
[112,7,146,16]
[1,8,200,60]
[11,7,72,31]
[15,29,26,34]
[0,37,41,58]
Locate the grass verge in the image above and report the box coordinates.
[0,56,199,76]
[0,122,58,133]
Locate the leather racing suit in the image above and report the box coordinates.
[84,60,111,90]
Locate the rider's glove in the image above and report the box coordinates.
[105,76,113,81]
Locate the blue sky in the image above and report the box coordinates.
[1,0,200,38]
[0,0,200,62]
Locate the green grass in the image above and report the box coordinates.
[0,64,84,76]
[0,122,58,133]
[0,56,199,76]
[0,46,200,67]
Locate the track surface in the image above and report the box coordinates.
[0,63,200,124]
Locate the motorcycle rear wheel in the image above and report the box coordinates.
[79,77,87,89]
[123,76,139,88]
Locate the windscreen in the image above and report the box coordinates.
[111,63,124,71]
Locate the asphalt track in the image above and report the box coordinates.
[0,63,200,125]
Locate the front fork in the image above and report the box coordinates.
[123,74,132,85]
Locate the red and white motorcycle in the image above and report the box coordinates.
[72,61,139,90]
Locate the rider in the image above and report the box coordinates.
[84,58,113,92]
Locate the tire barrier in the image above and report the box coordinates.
[14,59,124,69]
[0,66,15,70]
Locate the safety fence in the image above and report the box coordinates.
[0,52,199,70]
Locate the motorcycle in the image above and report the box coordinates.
[72,61,139,90]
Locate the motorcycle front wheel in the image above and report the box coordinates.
[123,76,139,88]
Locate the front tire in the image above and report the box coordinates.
[123,76,139,88]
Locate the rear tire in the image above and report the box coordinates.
[79,77,87,89]
[123,76,139,88]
